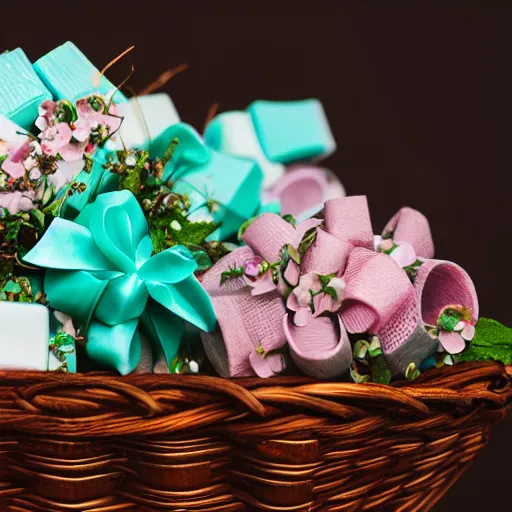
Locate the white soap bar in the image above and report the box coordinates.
[0,301,49,370]
[0,114,29,150]
[204,111,285,189]
[107,93,180,153]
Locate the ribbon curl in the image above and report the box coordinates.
[24,189,216,374]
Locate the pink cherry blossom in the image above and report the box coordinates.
[249,350,286,378]
[438,330,466,354]
[1,141,31,179]
[283,260,300,287]
[292,273,322,308]
[438,320,475,355]
[243,256,263,277]
[39,123,73,158]
[35,100,58,132]
[244,270,278,296]
[390,241,418,268]
[0,189,35,214]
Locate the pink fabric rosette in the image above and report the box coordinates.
[200,196,479,379]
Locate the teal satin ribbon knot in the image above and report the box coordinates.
[24,189,216,374]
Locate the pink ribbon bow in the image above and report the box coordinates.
[201,196,478,379]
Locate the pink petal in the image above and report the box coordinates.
[314,292,341,316]
[293,307,313,327]
[0,191,22,214]
[59,141,88,162]
[246,272,278,296]
[438,330,466,354]
[391,242,417,268]
[249,351,284,378]
[55,122,73,145]
[98,114,122,135]
[72,126,91,143]
[286,291,301,312]
[1,157,26,179]
[283,260,300,287]
[267,353,286,373]
[461,323,475,341]
[18,195,35,212]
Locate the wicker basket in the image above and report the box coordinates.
[0,361,510,511]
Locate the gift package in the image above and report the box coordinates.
[0,41,510,511]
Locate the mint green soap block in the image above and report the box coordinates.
[0,48,52,130]
[248,99,336,163]
[33,41,126,102]
[173,150,263,240]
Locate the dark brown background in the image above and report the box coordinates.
[1,1,510,510]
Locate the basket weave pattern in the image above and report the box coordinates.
[0,361,510,511]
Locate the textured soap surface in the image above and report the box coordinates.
[107,93,180,153]
[0,301,50,370]
[0,115,29,148]
[33,41,126,102]
[0,48,52,130]
[249,99,336,163]
[204,111,284,189]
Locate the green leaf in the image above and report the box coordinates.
[298,227,317,258]
[350,362,371,383]
[57,100,77,124]
[438,309,461,332]
[282,214,297,227]
[370,356,392,384]
[31,208,45,229]
[318,273,336,289]
[457,317,512,365]
[368,336,383,358]
[42,185,54,206]
[353,339,369,359]
[405,362,421,380]
[324,286,337,300]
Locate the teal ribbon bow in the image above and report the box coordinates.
[24,189,216,374]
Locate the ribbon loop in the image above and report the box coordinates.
[382,207,434,259]
[242,213,296,263]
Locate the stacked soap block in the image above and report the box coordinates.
[204,99,341,220]
[0,48,52,130]
[33,41,126,102]
[205,99,336,189]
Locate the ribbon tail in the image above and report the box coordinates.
[147,276,216,333]
[86,318,141,375]
[140,301,185,373]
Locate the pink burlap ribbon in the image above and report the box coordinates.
[200,196,478,378]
